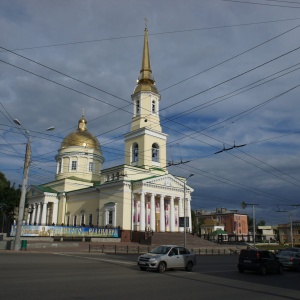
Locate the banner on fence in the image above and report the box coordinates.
[10,225,120,238]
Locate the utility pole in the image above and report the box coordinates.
[13,119,54,250]
[184,174,193,248]
[14,132,31,251]
[241,201,259,247]
[276,208,296,247]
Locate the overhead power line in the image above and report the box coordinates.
[221,0,300,8]
[3,17,300,52]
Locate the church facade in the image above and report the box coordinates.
[25,27,194,241]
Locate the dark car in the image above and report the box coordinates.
[285,247,300,253]
[276,251,300,271]
[238,249,283,275]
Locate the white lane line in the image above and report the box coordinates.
[55,253,136,266]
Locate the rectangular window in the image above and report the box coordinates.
[108,211,113,225]
[66,216,70,227]
[89,214,93,226]
[71,161,77,170]
[89,162,93,172]
[73,215,77,226]
[81,215,85,226]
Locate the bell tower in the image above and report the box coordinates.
[124,27,168,172]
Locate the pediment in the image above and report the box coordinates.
[142,174,194,191]
[27,185,57,198]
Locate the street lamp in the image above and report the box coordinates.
[184,174,194,248]
[13,119,54,251]
[241,200,259,247]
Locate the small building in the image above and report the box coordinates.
[257,226,277,242]
[200,218,225,235]
[195,207,248,235]
[278,221,300,246]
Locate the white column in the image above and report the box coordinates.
[179,197,183,232]
[36,203,42,225]
[187,197,192,232]
[132,192,135,231]
[140,192,145,232]
[60,193,66,225]
[52,201,58,225]
[26,209,30,225]
[170,196,175,232]
[33,203,37,225]
[160,194,165,232]
[150,193,155,232]
[41,202,48,225]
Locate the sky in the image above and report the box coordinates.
[1,0,300,226]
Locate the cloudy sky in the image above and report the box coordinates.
[1,0,300,225]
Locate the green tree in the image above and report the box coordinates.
[248,217,266,231]
[191,210,204,236]
[0,172,21,233]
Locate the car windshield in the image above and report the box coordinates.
[150,246,171,254]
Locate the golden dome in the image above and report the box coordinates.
[60,115,101,150]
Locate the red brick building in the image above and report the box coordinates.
[195,208,248,235]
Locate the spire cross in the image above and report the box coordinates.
[144,18,148,29]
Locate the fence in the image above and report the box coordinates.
[88,244,240,255]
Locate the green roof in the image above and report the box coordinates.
[33,185,57,194]
[212,229,228,235]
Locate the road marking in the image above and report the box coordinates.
[55,253,136,266]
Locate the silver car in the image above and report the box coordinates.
[276,251,300,271]
[137,245,196,273]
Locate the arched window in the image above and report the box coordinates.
[104,203,116,227]
[132,143,139,162]
[71,160,77,171]
[56,159,62,174]
[136,100,140,115]
[152,100,156,113]
[88,162,93,172]
[152,143,159,162]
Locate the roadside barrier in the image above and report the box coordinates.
[88,244,240,255]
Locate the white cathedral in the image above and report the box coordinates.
[25,27,194,242]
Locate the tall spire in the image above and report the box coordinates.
[140,27,153,83]
[134,26,158,94]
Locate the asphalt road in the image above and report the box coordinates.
[1,252,299,300]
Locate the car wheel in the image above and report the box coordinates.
[278,265,284,274]
[238,266,244,273]
[259,265,267,275]
[140,266,147,271]
[157,262,166,273]
[185,261,193,272]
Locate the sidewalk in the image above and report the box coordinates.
[5,240,243,255]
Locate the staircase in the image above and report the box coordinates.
[150,232,221,248]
